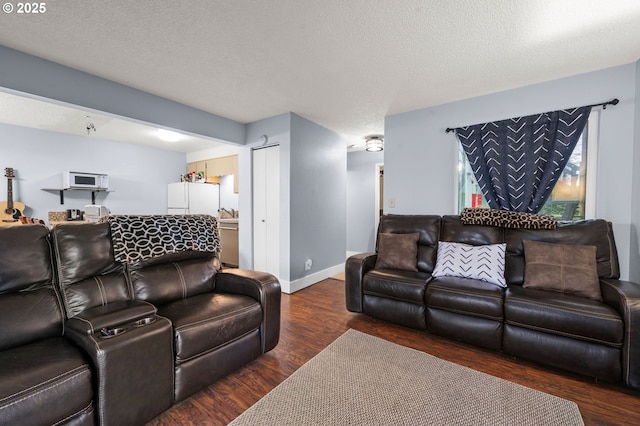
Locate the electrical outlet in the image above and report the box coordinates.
[304,258,313,271]
[389,198,396,208]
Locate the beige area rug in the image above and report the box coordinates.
[229,329,584,426]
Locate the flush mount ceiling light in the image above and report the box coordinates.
[365,135,384,152]
[157,129,182,142]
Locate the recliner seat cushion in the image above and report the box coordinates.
[0,337,93,425]
[426,276,505,320]
[505,286,623,346]
[363,269,431,305]
[158,292,262,363]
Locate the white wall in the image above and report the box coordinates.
[219,175,239,212]
[0,123,186,223]
[347,150,384,254]
[385,63,638,280]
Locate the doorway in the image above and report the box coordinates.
[375,163,384,236]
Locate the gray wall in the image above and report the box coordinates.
[241,112,346,291]
[241,113,292,281]
[0,45,245,144]
[289,113,346,282]
[347,150,384,253]
[0,123,185,221]
[385,63,638,280]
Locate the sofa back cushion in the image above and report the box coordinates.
[441,215,505,245]
[129,252,218,305]
[51,223,130,318]
[505,219,619,286]
[0,225,64,350]
[377,215,440,273]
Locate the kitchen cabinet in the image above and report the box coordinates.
[187,160,206,176]
[205,156,235,176]
[189,155,238,193]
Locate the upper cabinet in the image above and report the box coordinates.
[187,160,206,176]
[188,155,238,193]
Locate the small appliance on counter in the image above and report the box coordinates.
[84,205,110,223]
[66,209,83,221]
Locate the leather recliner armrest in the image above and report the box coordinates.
[600,278,640,390]
[215,269,281,353]
[345,252,377,313]
[66,300,157,336]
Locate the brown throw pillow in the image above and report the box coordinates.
[375,232,420,271]
[523,240,602,301]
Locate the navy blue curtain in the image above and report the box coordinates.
[455,106,591,213]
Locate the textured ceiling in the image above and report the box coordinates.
[1,0,640,151]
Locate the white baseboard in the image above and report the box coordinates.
[281,263,345,294]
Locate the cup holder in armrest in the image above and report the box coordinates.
[100,327,126,339]
[96,315,157,339]
[133,317,156,327]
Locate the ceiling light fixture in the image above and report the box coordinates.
[365,135,384,152]
[157,129,182,142]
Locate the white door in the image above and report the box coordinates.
[253,145,280,277]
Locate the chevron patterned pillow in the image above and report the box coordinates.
[432,241,507,287]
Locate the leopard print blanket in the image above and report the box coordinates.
[460,208,557,229]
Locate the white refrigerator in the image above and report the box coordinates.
[168,182,219,215]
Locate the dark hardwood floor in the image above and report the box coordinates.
[147,278,640,425]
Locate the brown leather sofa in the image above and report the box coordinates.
[346,214,640,391]
[0,225,95,425]
[1,215,280,425]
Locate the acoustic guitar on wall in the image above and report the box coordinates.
[0,167,25,225]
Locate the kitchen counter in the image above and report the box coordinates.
[218,218,239,224]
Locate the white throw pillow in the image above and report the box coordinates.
[432,241,507,287]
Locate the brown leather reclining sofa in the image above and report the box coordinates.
[0,215,280,425]
[346,214,640,391]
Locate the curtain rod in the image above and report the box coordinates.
[444,98,619,133]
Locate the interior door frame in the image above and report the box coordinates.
[374,163,383,239]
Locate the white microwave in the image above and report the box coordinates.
[63,172,109,190]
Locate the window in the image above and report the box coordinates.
[456,113,598,220]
